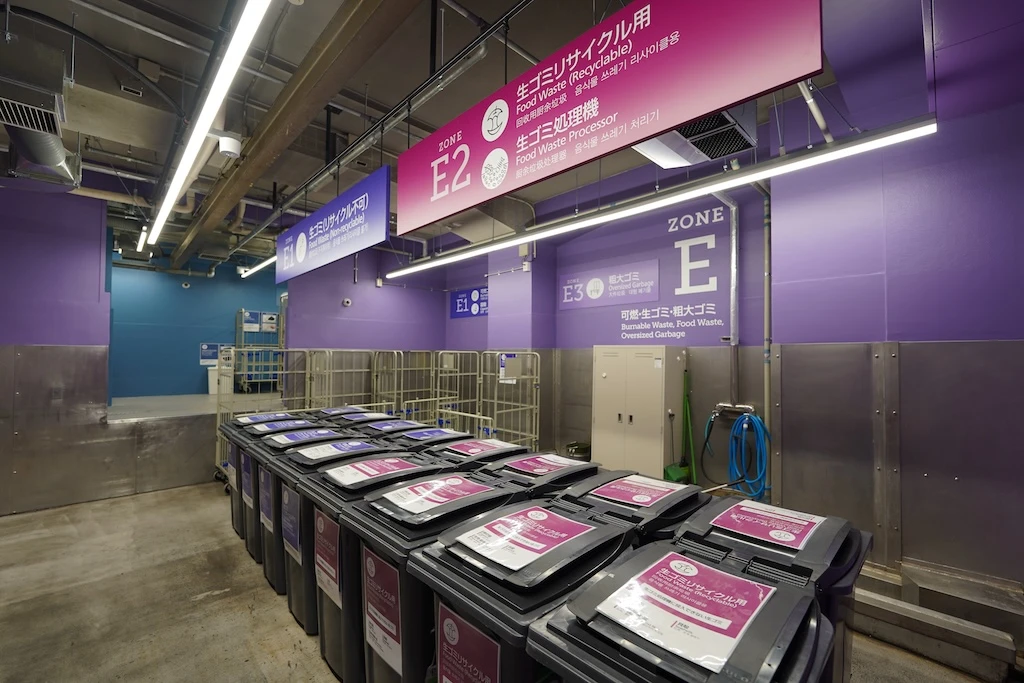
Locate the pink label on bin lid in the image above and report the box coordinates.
[438,603,500,683]
[364,546,403,675]
[382,475,493,514]
[591,474,688,507]
[504,453,580,475]
[710,500,826,550]
[597,552,775,673]
[325,457,420,487]
[456,506,594,570]
[446,438,516,456]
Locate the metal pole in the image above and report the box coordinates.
[798,81,834,144]
[70,13,77,87]
[429,0,439,76]
[711,192,739,406]
[762,194,772,435]
[324,106,333,166]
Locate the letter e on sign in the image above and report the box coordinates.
[675,235,718,295]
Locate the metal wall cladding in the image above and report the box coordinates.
[536,348,556,451]
[899,341,1024,583]
[11,346,108,426]
[553,348,593,454]
[775,344,877,540]
[135,415,218,494]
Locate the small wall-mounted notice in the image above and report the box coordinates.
[276,165,390,284]
[261,312,279,332]
[200,343,220,366]
[242,310,260,332]
[559,259,659,310]
[450,287,488,318]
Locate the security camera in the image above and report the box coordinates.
[219,136,241,158]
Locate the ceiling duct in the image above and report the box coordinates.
[0,37,79,185]
[632,101,758,169]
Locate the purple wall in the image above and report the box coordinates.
[0,188,110,346]
[773,5,1024,343]
[286,249,445,349]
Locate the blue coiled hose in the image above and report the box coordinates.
[728,413,771,500]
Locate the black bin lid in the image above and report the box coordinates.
[426,437,530,467]
[284,438,396,468]
[673,497,871,596]
[259,427,348,451]
[346,419,428,437]
[326,411,395,427]
[554,471,710,540]
[381,427,471,452]
[232,411,300,425]
[244,418,319,436]
[528,542,832,683]
[311,452,449,502]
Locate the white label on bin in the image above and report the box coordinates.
[596,552,775,673]
[314,509,342,608]
[325,458,420,486]
[364,547,402,675]
[456,506,594,570]
[252,419,311,432]
[236,412,291,424]
[382,476,493,515]
[296,440,377,461]
[591,474,687,507]
[269,429,339,445]
[710,500,826,550]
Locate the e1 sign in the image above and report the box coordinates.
[450,287,488,318]
[398,0,821,234]
[276,165,391,284]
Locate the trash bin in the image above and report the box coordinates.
[219,412,304,541]
[296,452,459,683]
[342,419,428,439]
[528,541,834,683]
[243,425,346,566]
[378,427,470,453]
[324,411,397,429]
[344,453,602,683]
[262,438,401,633]
[670,497,872,683]
[207,366,219,395]
[565,441,592,461]
[409,472,709,683]
[420,436,529,466]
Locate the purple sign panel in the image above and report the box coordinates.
[276,165,390,283]
[450,287,488,318]
[456,506,594,571]
[559,259,658,310]
[314,509,342,607]
[437,603,500,683]
[597,553,774,673]
[240,452,254,507]
[364,546,403,675]
[259,466,274,531]
[281,485,301,563]
[398,0,821,234]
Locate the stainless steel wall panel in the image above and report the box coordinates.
[777,344,876,539]
[12,346,108,426]
[536,349,556,451]
[0,418,12,516]
[899,341,1024,583]
[134,415,217,493]
[8,421,137,514]
[0,346,15,419]
[553,349,593,454]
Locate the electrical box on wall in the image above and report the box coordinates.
[591,345,686,478]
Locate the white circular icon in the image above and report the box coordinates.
[632,494,652,503]
[366,556,376,578]
[296,232,308,263]
[201,344,208,350]
[586,278,605,299]
[670,559,699,576]
[471,289,480,302]
[482,98,509,142]
[481,148,509,190]
[317,517,325,533]
[443,618,460,645]
[527,510,549,521]
[471,303,480,315]
[445,477,463,485]
[770,530,796,542]
[384,458,401,463]
[282,490,290,503]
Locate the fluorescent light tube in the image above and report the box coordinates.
[386,116,937,279]
[148,0,273,245]
[241,255,276,278]
[137,228,148,252]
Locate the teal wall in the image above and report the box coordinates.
[110,260,284,397]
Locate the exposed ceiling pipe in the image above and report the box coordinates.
[71,186,195,214]
[113,260,216,278]
[798,81,835,144]
[441,0,540,65]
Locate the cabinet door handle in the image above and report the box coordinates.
[617,413,622,423]
[628,415,633,425]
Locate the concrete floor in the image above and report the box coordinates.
[0,484,984,683]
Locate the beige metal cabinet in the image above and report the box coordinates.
[591,345,686,478]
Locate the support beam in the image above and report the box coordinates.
[170,0,420,267]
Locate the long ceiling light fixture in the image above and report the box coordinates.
[147,0,274,245]
[386,115,937,279]
[241,255,276,279]
[136,227,148,252]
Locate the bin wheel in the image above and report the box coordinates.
[223,484,230,496]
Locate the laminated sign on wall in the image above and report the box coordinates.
[242,310,260,332]
[450,287,488,318]
[261,312,278,332]
[199,343,220,366]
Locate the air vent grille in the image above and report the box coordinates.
[678,113,731,138]
[0,97,60,135]
[689,127,754,160]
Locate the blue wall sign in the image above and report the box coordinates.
[276,165,391,284]
[200,343,220,366]
[242,310,260,332]
[450,287,488,318]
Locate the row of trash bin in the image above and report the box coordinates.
[219,407,871,683]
